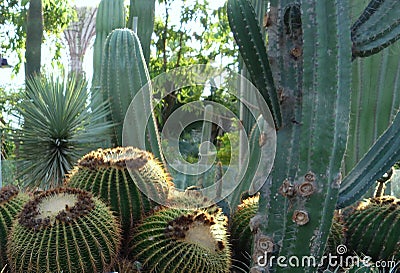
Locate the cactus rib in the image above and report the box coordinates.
[101,28,163,161]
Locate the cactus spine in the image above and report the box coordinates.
[131,206,231,273]
[0,186,29,269]
[6,187,121,273]
[344,196,400,261]
[66,147,171,247]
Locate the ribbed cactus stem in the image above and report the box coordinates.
[25,0,43,78]
[101,28,163,160]
[228,0,352,271]
[227,0,282,129]
[230,115,275,210]
[351,0,400,58]
[198,104,214,188]
[338,111,400,208]
[127,0,156,65]
[91,0,125,95]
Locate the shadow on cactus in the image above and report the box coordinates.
[0,185,29,270]
[6,187,121,273]
[130,205,231,273]
[14,74,112,189]
[66,146,172,251]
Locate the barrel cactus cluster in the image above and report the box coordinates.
[2,0,400,271]
[66,146,172,246]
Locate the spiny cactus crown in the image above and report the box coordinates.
[18,187,95,230]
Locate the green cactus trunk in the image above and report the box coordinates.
[130,206,231,273]
[228,0,352,271]
[66,147,172,252]
[101,28,163,160]
[0,186,29,269]
[91,0,125,95]
[6,187,121,273]
[127,0,156,65]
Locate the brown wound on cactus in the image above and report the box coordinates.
[18,187,95,229]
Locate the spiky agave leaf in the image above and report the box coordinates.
[15,74,112,189]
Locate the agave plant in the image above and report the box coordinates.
[15,74,111,188]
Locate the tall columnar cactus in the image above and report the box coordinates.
[127,0,156,65]
[66,147,172,246]
[6,187,121,273]
[130,206,231,273]
[228,0,352,271]
[91,0,125,94]
[228,0,400,271]
[344,196,400,261]
[101,28,163,160]
[0,186,29,269]
[337,1,400,207]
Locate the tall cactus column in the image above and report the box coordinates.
[228,0,352,272]
[91,0,125,98]
[101,28,163,161]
